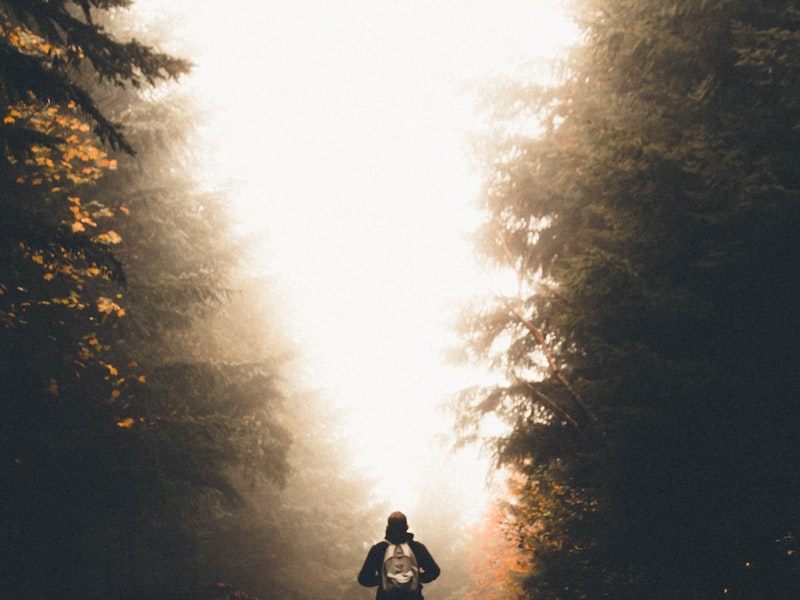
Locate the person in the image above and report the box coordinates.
[358,511,440,600]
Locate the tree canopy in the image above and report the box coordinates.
[0,0,189,154]
[457,1,800,598]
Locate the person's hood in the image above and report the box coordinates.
[385,531,414,545]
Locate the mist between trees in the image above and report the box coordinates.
[2,1,799,600]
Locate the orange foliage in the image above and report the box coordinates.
[2,100,128,316]
[508,468,595,561]
[465,500,528,600]
[6,101,115,188]
[2,19,125,258]
[0,19,80,60]
[1,11,129,331]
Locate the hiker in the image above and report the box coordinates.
[358,511,441,600]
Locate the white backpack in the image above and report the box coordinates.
[381,542,420,594]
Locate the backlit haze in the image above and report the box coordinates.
[134,0,578,524]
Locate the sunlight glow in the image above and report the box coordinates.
[135,0,579,522]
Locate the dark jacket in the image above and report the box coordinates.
[358,532,440,600]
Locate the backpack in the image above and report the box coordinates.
[381,542,419,595]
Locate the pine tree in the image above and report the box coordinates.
[457,1,800,597]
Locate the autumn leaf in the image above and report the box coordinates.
[95,230,122,245]
[96,296,121,314]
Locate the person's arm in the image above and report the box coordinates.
[358,543,384,587]
[413,542,440,583]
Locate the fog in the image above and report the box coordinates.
[134,0,577,519]
[143,3,576,597]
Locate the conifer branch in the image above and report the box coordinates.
[515,375,585,435]
[493,223,599,429]
[504,298,598,428]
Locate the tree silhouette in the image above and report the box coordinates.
[456,1,800,597]
[1,4,292,598]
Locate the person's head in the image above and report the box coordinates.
[385,511,409,541]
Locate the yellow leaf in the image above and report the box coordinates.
[93,208,114,218]
[97,296,123,314]
[116,417,134,429]
[96,230,122,245]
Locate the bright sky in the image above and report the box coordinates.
[134,0,578,523]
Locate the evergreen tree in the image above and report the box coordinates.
[456,1,800,597]
[1,4,294,598]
